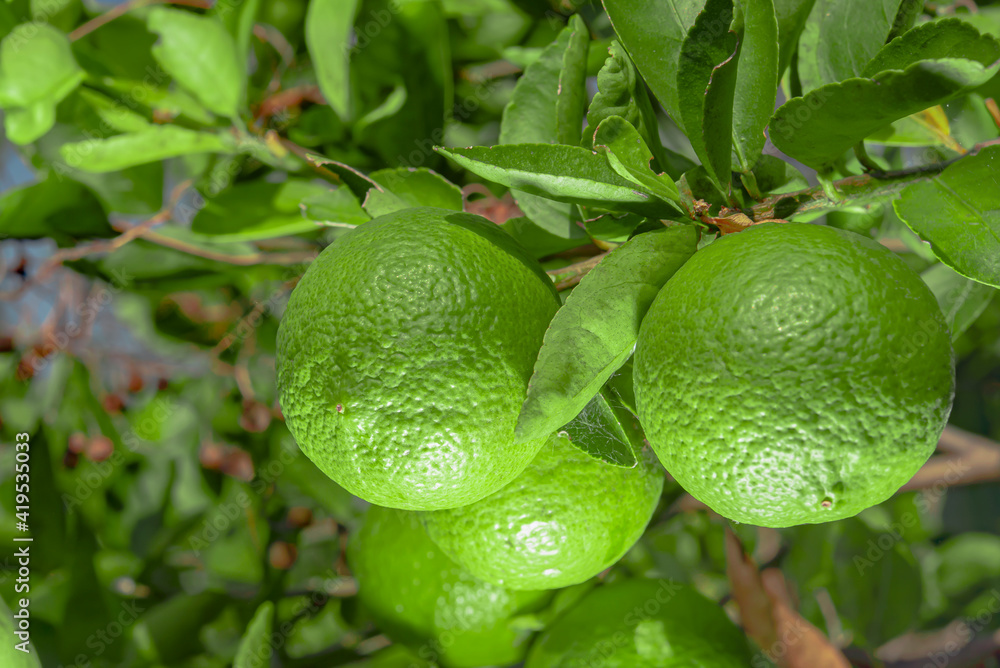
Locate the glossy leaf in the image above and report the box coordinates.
[559,389,639,468]
[863,19,1000,77]
[602,0,705,130]
[677,0,739,188]
[515,225,698,443]
[306,0,360,122]
[234,602,274,668]
[58,127,234,173]
[438,144,679,216]
[300,187,370,227]
[769,59,1000,170]
[192,179,338,241]
[500,217,587,259]
[365,167,463,216]
[0,23,83,144]
[593,115,680,203]
[732,0,779,173]
[148,8,242,117]
[921,263,996,341]
[893,146,1000,288]
[500,15,590,237]
[796,0,906,91]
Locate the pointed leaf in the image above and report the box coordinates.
[769,58,1000,170]
[301,187,369,227]
[148,8,243,117]
[516,225,698,443]
[732,0,779,173]
[863,18,1000,77]
[234,602,274,668]
[58,126,234,173]
[796,0,907,91]
[594,115,681,203]
[893,145,1000,288]
[193,179,339,241]
[677,0,739,188]
[921,263,996,341]
[437,144,679,216]
[306,0,360,122]
[500,15,590,237]
[602,0,706,130]
[560,389,639,468]
[362,167,463,217]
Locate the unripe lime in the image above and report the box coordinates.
[422,432,664,590]
[277,207,560,510]
[634,222,954,527]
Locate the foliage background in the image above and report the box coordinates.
[1,0,1000,666]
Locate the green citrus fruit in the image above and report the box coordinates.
[634,222,954,527]
[348,504,551,668]
[277,207,560,511]
[525,578,752,667]
[421,432,664,590]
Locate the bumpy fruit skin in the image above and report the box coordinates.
[277,207,560,510]
[525,579,752,667]
[348,505,551,668]
[421,432,664,590]
[634,222,954,527]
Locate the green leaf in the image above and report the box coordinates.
[921,263,996,340]
[677,0,740,189]
[438,144,678,217]
[863,18,1000,77]
[500,216,587,259]
[556,15,590,145]
[594,115,681,203]
[774,0,816,79]
[584,40,693,180]
[796,0,907,91]
[500,15,590,237]
[3,102,56,145]
[893,146,1000,288]
[0,23,83,144]
[0,23,82,108]
[769,59,1000,170]
[193,178,336,241]
[559,389,639,468]
[234,602,274,668]
[732,0,779,173]
[602,0,706,130]
[306,0,359,122]
[58,126,234,173]
[515,225,698,443]
[368,167,463,211]
[584,212,645,244]
[76,88,152,133]
[94,76,216,125]
[147,7,243,117]
[301,187,370,227]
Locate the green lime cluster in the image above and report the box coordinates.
[280,207,673,664]
[634,222,954,527]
